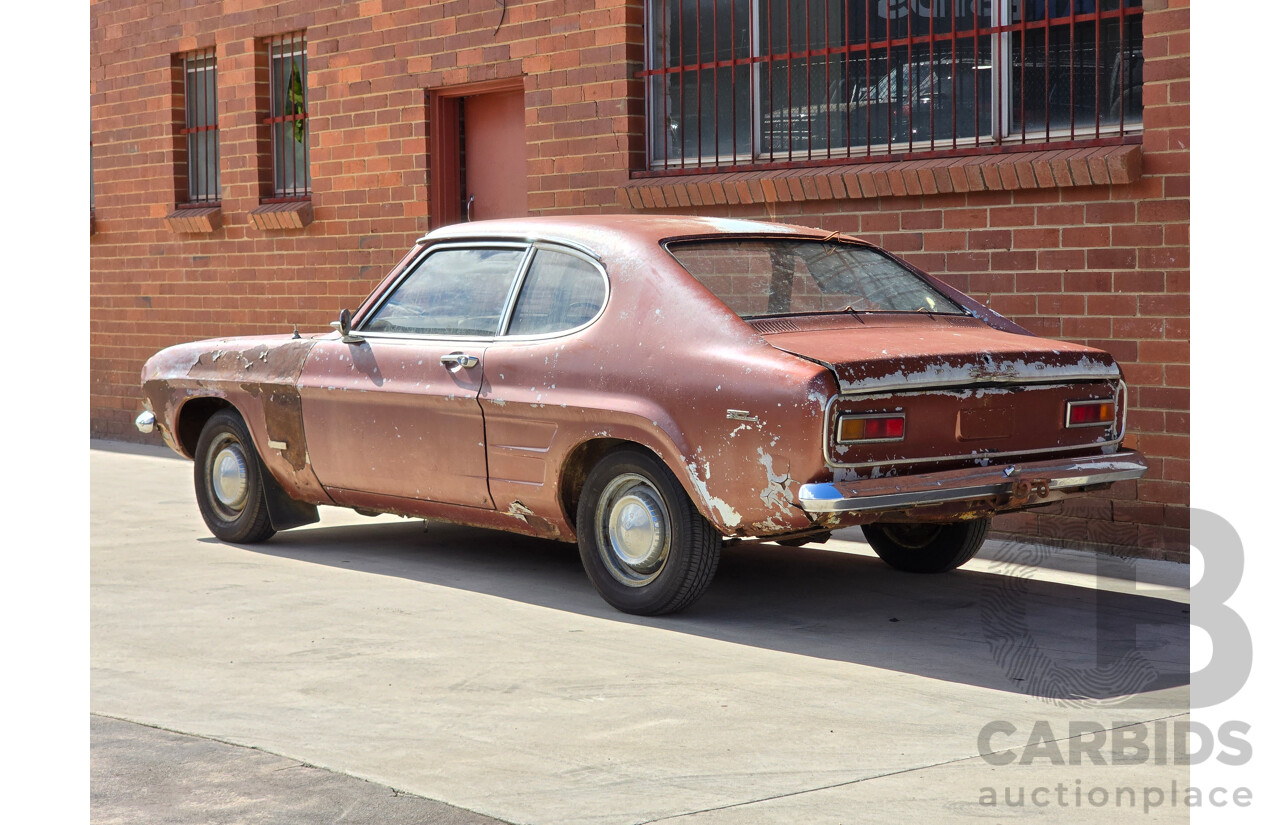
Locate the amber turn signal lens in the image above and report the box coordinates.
[837,414,905,443]
[1066,399,1116,428]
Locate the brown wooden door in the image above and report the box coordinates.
[462,90,528,221]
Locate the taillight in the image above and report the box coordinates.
[837,413,906,443]
[1065,399,1116,428]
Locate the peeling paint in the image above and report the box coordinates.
[684,458,742,529]
[756,447,797,517]
[506,500,535,523]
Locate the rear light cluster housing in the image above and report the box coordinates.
[836,413,906,444]
[1065,398,1117,429]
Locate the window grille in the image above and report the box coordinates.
[643,0,1143,171]
[180,48,219,203]
[264,33,310,198]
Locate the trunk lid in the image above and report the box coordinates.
[756,315,1124,470]
[759,315,1119,393]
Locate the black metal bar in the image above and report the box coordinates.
[1020,2,1027,145]
[729,0,735,160]
[906,0,913,153]
[1043,1,1050,140]
[928,0,935,152]
[785,0,792,161]
[1094,0,1101,137]
[864,0,871,156]
[302,33,309,194]
[713,0,719,165]
[1069,0,1076,140]
[678,0,685,167]
[696,3,703,165]
[972,0,979,147]
[823,0,830,157]
[844,0,850,159]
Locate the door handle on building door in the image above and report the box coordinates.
[465,194,475,222]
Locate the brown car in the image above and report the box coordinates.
[138,215,1146,614]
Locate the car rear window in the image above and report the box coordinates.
[667,238,964,319]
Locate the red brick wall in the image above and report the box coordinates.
[91,0,1188,558]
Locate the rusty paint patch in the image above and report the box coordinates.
[242,383,309,472]
[188,339,316,384]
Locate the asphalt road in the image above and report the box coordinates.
[92,714,509,824]
[91,440,1190,824]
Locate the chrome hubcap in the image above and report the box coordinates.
[596,474,671,587]
[208,436,249,516]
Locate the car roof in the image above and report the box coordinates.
[418,214,853,257]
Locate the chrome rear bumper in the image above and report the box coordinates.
[797,451,1147,514]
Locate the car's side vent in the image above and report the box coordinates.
[751,318,801,334]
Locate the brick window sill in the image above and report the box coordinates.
[164,206,222,234]
[619,145,1142,210]
[249,200,314,231]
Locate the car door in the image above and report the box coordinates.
[297,243,531,509]
[478,245,609,513]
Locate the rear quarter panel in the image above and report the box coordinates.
[482,239,837,539]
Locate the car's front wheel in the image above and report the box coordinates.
[862,518,989,573]
[193,409,276,544]
[576,449,721,615]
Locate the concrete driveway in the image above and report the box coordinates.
[91,441,1190,824]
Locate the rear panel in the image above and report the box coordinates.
[825,379,1124,472]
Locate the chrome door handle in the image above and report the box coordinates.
[440,353,479,369]
[465,194,475,222]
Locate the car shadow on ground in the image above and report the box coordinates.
[223,519,1189,704]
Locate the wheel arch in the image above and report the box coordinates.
[556,434,738,539]
[174,396,236,459]
[557,437,634,533]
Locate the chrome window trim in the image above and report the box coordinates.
[835,412,906,445]
[821,379,1128,470]
[414,232,604,263]
[355,240,610,345]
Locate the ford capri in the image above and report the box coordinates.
[138,215,1146,614]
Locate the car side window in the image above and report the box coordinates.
[362,246,526,337]
[506,249,606,336]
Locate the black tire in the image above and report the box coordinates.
[576,449,721,615]
[862,518,990,574]
[193,409,276,544]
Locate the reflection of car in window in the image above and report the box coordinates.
[763,59,992,154]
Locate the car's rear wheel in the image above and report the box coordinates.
[193,409,276,544]
[577,449,721,615]
[862,518,989,574]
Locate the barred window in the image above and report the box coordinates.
[181,49,219,203]
[644,0,1143,170]
[265,33,310,198]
